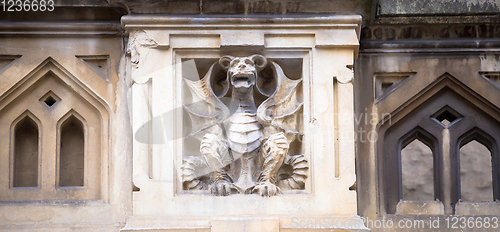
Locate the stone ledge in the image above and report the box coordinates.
[121,216,369,232]
[0,22,123,37]
[121,15,362,30]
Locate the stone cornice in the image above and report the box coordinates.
[122,15,362,58]
[121,15,362,34]
[360,22,500,52]
[0,22,123,37]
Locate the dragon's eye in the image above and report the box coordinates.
[231,59,240,66]
[244,59,254,66]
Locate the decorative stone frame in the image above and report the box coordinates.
[55,110,90,189]
[0,59,108,202]
[0,22,124,229]
[175,49,311,195]
[377,74,500,215]
[356,51,500,231]
[123,16,365,231]
[9,110,43,189]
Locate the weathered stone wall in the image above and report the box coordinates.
[1,0,500,231]
[379,0,500,15]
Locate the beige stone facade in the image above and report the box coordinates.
[0,23,129,231]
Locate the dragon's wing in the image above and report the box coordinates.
[257,62,303,136]
[184,63,230,137]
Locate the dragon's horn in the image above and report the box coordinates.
[249,54,268,71]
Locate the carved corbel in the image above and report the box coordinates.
[126,30,160,84]
[336,64,354,84]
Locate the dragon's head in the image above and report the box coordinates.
[219,55,267,89]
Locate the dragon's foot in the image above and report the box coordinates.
[250,181,282,197]
[211,181,240,196]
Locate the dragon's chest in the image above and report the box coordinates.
[225,112,263,154]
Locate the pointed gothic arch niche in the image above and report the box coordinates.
[399,128,438,201]
[379,73,500,215]
[12,112,40,188]
[0,58,110,202]
[457,129,498,202]
[58,111,86,187]
[401,140,434,201]
[383,119,441,214]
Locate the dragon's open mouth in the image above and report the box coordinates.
[234,76,249,82]
[231,73,254,83]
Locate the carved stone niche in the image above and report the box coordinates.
[0,60,106,202]
[181,55,308,196]
[0,22,123,230]
[124,16,366,232]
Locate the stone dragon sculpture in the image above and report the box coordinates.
[181,54,308,196]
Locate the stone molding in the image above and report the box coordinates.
[0,23,123,37]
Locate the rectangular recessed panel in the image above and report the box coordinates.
[221,31,264,47]
[264,34,315,48]
[170,35,221,48]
